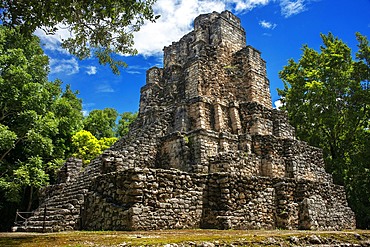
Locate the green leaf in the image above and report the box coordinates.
[278,32,370,228]
[0,0,159,74]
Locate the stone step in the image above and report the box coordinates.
[16,158,103,233]
[39,204,77,212]
[33,207,72,216]
[56,188,88,197]
[57,181,89,189]
[27,214,64,222]
[57,182,90,191]
[48,191,85,199]
[27,216,79,226]
[44,190,86,202]
[47,187,85,195]
[28,212,80,223]
[26,220,62,227]
[41,199,83,209]
[43,185,89,199]
[24,214,81,231]
[49,193,85,202]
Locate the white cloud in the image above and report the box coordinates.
[126,70,142,75]
[280,0,307,17]
[259,20,277,29]
[125,64,151,75]
[49,57,79,75]
[274,99,284,109]
[231,0,270,12]
[133,0,272,57]
[34,25,73,54]
[35,26,80,75]
[134,0,223,57]
[82,103,96,116]
[82,110,89,117]
[34,0,310,60]
[86,66,97,75]
[82,103,96,108]
[96,83,115,93]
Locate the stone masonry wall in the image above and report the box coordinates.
[57,158,83,184]
[83,168,207,230]
[83,169,355,231]
[274,180,356,230]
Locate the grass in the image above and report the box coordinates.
[0,229,369,247]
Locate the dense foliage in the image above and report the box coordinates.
[72,130,117,165]
[0,26,84,230]
[83,108,119,139]
[83,109,138,138]
[71,111,138,165]
[117,112,138,137]
[0,0,159,74]
[0,26,138,231]
[278,32,370,228]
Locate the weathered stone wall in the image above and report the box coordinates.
[82,169,355,231]
[83,168,207,230]
[57,157,83,183]
[202,175,276,230]
[209,151,260,176]
[163,11,245,70]
[159,10,270,110]
[283,139,332,183]
[230,46,271,109]
[251,135,332,182]
[275,180,356,230]
[156,132,192,172]
[239,102,294,138]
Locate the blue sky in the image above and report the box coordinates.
[36,0,370,115]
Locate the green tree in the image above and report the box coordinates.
[0,26,83,230]
[83,108,118,139]
[117,112,138,137]
[0,124,17,152]
[278,32,370,228]
[12,157,49,211]
[71,130,117,165]
[0,0,159,74]
[52,84,84,159]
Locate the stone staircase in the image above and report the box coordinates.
[16,109,173,232]
[17,158,101,232]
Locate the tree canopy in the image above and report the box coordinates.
[83,108,118,139]
[0,0,159,74]
[0,25,139,231]
[117,112,138,137]
[83,109,138,139]
[278,32,370,228]
[72,130,117,165]
[0,26,84,229]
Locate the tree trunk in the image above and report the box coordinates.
[26,186,33,212]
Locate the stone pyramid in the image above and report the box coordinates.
[18,11,355,232]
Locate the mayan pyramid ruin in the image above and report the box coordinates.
[17,10,356,232]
